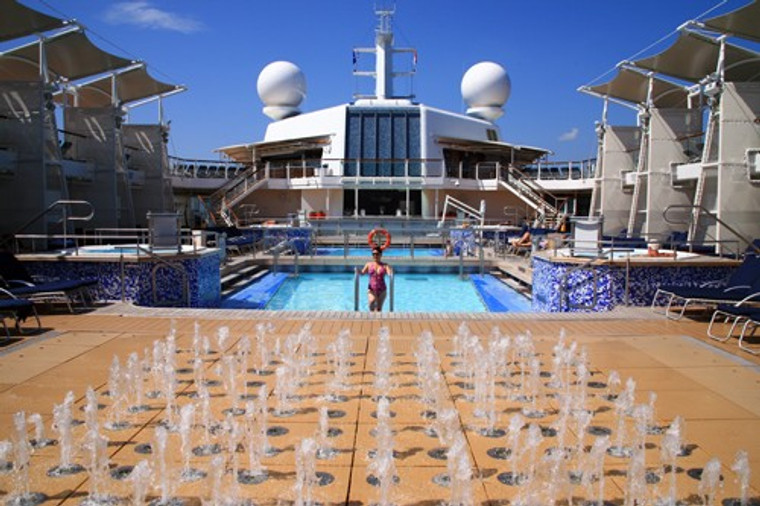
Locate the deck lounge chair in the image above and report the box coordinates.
[0,289,41,338]
[0,252,98,312]
[707,303,760,355]
[651,253,760,320]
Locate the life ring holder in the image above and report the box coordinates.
[367,228,392,250]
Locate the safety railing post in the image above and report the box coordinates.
[389,273,394,313]
[410,234,414,259]
[479,244,484,275]
[459,248,464,279]
[354,267,360,311]
[294,246,299,278]
[120,253,125,302]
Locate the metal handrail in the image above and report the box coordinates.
[663,204,760,255]
[135,246,190,307]
[4,200,94,251]
[389,273,394,313]
[354,267,360,311]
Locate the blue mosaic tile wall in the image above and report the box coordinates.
[24,251,221,308]
[532,256,736,312]
[450,229,476,256]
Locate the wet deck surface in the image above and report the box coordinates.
[1,305,758,504]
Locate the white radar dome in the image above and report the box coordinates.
[461,61,511,122]
[257,61,307,121]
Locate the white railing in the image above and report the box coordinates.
[524,159,597,181]
[169,157,247,179]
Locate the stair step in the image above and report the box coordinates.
[222,266,269,295]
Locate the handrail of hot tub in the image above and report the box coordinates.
[5,200,94,253]
[134,245,190,307]
[663,205,759,256]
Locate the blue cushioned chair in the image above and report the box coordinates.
[707,303,760,355]
[651,252,760,320]
[0,251,98,312]
[0,289,41,338]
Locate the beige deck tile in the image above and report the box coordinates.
[1,311,759,504]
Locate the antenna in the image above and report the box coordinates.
[353,2,416,102]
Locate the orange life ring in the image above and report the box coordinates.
[367,228,392,250]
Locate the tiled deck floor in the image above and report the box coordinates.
[0,305,758,504]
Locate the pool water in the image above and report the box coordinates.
[222,272,532,312]
[313,247,444,257]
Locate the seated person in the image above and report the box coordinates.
[509,224,532,249]
[556,214,569,234]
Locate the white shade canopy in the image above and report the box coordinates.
[703,0,760,43]
[586,67,689,108]
[633,31,760,83]
[57,64,185,107]
[0,28,134,82]
[0,0,66,42]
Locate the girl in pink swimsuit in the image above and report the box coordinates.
[361,246,393,312]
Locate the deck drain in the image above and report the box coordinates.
[237,469,267,485]
[487,447,511,460]
[427,447,448,460]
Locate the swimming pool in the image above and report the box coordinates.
[71,244,201,256]
[222,270,531,312]
[312,246,444,257]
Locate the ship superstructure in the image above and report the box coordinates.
[211,6,558,227]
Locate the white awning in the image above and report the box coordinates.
[703,0,760,43]
[216,143,255,165]
[0,27,134,82]
[56,64,185,107]
[632,31,760,83]
[436,136,549,164]
[0,0,66,42]
[586,67,688,108]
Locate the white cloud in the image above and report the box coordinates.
[104,1,203,33]
[558,127,579,142]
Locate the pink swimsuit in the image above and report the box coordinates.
[368,263,387,293]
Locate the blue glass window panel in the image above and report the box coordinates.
[346,112,362,177]
[378,113,392,176]
[361,114,377,176]
[408,114,421,176]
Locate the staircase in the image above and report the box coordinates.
[221,259,268,297]
[688,171,707,241]
[200,164,268,226]
[626,123,649,237]
[498,164,560,220]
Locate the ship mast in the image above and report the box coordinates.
[353,3,416,102]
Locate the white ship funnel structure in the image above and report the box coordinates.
[461,61,511,122]
[257,61,306,121]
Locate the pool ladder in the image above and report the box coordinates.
[354,267,394,312]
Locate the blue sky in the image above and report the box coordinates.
[9,0,755,161]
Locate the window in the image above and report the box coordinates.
[345,107,421,177]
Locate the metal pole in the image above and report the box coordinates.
[344,232,349,258]
[479,244,484,275]
[62,205,68,251]
[459,248,464,279]
[410,234,414,259]
[273,250,278,273]
[389,273,394,313]
[294,248,299,278]
[354,267,360,311]
[120,253,125,302]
